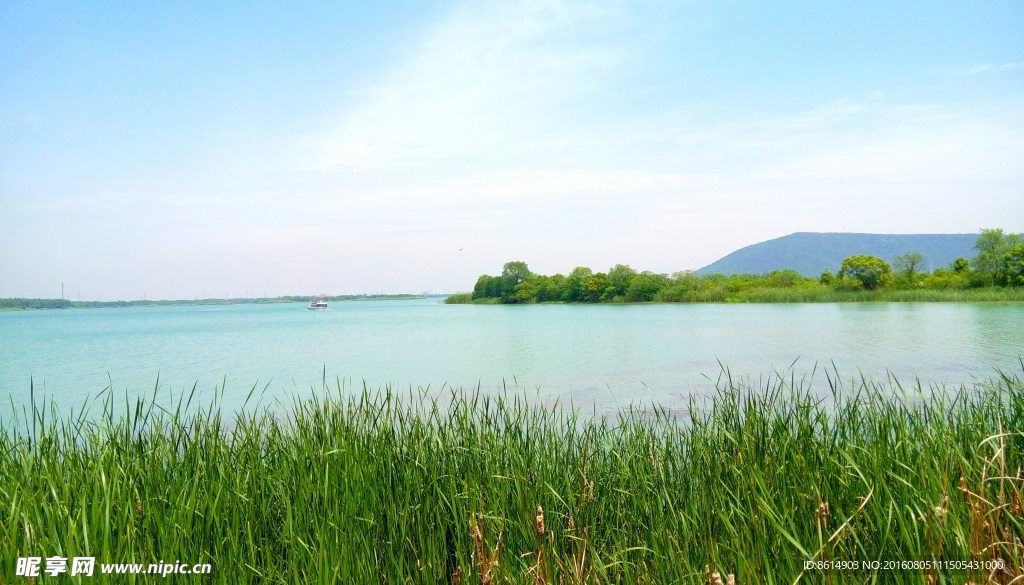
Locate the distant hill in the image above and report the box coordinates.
[696,232,977,277]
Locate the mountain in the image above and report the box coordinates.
[695,232,978,277]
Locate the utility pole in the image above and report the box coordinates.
[61,283,64,300]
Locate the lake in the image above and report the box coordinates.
[1,299,1022,417]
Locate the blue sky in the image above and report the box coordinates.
[2,1,1022,300]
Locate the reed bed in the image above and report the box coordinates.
[2,368,1022,584]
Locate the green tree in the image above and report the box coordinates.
[501,261,532,286]
[584,272,611,303]
[997,244,1024,287]
[510,280,538,303]
[607,264,637,298]
[625,272,668,302]
[472,275,503,300]
[924,265,969,290]
[972,229,1023,286]
[838,255,893,290]
[565,267,593,302]
[892,252,926,286]
[499,261,532,300]
[671,270,704,292]
[820,270,835,286]
[535,274,566,303]
[951,257,970,274]
[766,269,805,288]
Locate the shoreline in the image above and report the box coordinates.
[0,294,430,311]
[445,287,1024,304]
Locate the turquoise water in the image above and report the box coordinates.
[1,299,1022,416]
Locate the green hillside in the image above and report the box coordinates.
[696,232,977,276]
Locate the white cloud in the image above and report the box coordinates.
[661,94,1024,187]
[274,2,1024,288]
[964,62,1024,76]
[307,0,626,172]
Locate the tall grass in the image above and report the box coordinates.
[2,368,1022,583]
[443,293,475,304]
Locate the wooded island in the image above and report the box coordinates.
[448,228,1024,304]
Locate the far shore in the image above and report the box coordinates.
[0,294,430,311]
[444,286,1024,304]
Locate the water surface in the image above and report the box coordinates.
[1,299,1021,415]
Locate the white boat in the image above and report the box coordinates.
[307,299,328,310]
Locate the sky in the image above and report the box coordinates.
[1,1,1022,301]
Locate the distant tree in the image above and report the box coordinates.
[535,274,566,302]
[951,257,970,274]
[671,270,704,292]
[892,252,926,285]
[0,298,73,310]
[838,255,893,290]
[501,261,532,286]
[973,229,1023,286]
[510,280,538,303]
[582,272,611,303]
[997,244,1024,287]
[565,267,593,302]
[819,270,835,286]
[607,264,637,297]
[625,272,668,302]
[766,269,805,288]
[498,261,530,299]
[473,275,503,300]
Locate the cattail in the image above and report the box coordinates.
[816,501,830,521]
[704,566,727,585]
[535,506,545,536]
[934,495,948,526]
[568,513,575,532]
[588,480,595,503]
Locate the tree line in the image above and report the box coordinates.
[449,228,1024,304]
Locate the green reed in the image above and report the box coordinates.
[2,367,1022,584]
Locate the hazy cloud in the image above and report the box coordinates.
[308,1,626,172]
[963,62,1024,76]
